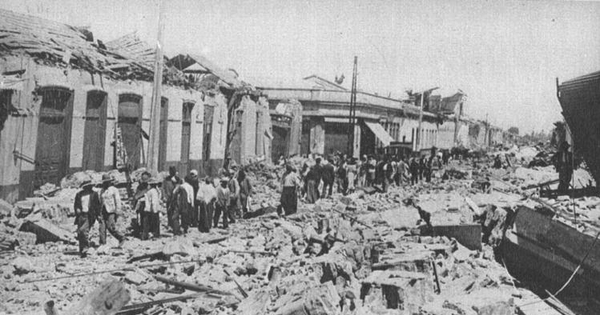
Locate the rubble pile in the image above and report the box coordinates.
[2,147,597,314]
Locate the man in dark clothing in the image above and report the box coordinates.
[73,179,97,257]
[97,174,126,247]
[172,175,194,235]
[162,166,180,229]
[554,141,574,191]
[189,170,200,227]
[410,156,420,185]
[133,172,151,239]
[306,157,323,203]
[321,159,335,198]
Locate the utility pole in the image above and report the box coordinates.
[147,0,166,174]
[347,56,358,157]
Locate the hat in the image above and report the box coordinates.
[221,176,230,182]
[80,179,94,188]
[190,169,198,177]
[101,174,114,183]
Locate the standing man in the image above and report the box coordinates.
[133,172,151,239]
[172,175,195,235]
[554,141,574,191]
[214,177,231,228]
[73,179,97,257]
[197,177,217,233]
[306,157,322,203]
[238,169,253,216]
[162,166,180,229]
[98,174,126,247]
[398,157,409,186]
[336,157,348,194]
[228,166,241,221]
[346,158,358,194]
[366,155,376,187]
[188,170,200,227]
[321,158,335,198]
[146,178,162,239]
[280,164,301,216]
[410,155,420,185]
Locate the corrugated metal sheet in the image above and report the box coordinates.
[558,71,600,184]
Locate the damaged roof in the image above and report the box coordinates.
[0,8,156,81]
[0,9,243,90]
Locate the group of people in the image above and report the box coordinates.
[72,165,253,258]
[276,148,448,212]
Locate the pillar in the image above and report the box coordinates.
[309,117,325,155]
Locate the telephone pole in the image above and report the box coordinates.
[347,56,358,157]
[147,0,166,174]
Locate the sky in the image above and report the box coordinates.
[4,0,600,134]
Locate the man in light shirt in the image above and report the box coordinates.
[214,177,231,228]
[196,177,217,233]
[98,174,125,247]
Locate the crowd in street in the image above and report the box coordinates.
[70,148,452,258]
[277,147,450,216]
[72,165,253,257]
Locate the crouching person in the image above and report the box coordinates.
[73,179,97,257]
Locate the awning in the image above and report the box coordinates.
[364,121,394,147]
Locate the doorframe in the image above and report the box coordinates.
[34,86,74,187]
[82,90,108,171]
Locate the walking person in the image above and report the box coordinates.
[238,169,253,216]
[306,157,322,203]
[73,179,97,257]
[336,158,348,194]
[147,178,162,238]
[321,158,335,198]
[188,170,200,227]
[172,175,195,235]
[398,157,409,186]
[214,177,231,228]
[280,164,301,216]
[197,177,217,233]
[357,155,367,188]
[346,158,358,194]
[410,156,420,185]
[97,174,126,247]
[366,155,376,187]
[228,166,241,221]
[162,166,180,229]
[133,172,151,239]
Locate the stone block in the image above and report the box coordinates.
[433,223,482,251]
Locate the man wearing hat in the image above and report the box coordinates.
[214,177,231,228]
[228,165,240,221]
[554,141,574,191]
[196,176,217,233]
[188,170,200,227]
[133,172,151,239]
[73,178,98,257]
[98,174,126,247]
[136,177,162,240]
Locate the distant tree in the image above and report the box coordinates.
[508,127,519,135]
